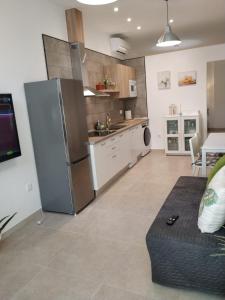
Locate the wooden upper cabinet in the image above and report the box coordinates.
[104,64,136,99]
[65,8,85,44]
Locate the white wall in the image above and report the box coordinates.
[207,62,215,129]
[82,10,126,60]
[145,44,225,149]
[83,17,111,56]
[83,24,125,60]
[214,61,225,128]
[0,0,68,231]
[208,60,225,129]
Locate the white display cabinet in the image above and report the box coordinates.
[165,112,200,155]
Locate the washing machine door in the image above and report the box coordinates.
[144,127,151,146]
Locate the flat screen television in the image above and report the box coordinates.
[0,94,21,163]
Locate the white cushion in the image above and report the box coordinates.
[198,166,225,233]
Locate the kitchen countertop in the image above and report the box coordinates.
[88,118,148,145]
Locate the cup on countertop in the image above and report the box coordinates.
[125,110,132,120]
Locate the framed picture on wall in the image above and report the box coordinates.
[157,71,171,90]
[178,71,197,86]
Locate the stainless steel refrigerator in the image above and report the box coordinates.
[24,79,94,214]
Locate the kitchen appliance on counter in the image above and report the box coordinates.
[125,110,132,120]
[24,79,95,214]
[129,80,137,98]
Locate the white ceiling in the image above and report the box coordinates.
[53,0,225,58]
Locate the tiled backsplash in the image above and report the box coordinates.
[84,49,124,130]
[43,35,147,131]
[85,97,124,130]
[85,49,120,88]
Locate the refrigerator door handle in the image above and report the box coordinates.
[67,154,90,166]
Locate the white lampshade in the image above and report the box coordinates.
[77,0,118,5]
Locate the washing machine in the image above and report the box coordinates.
[141,121,151,157]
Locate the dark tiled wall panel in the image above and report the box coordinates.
[43,35,73,79]
[43,36,147,130]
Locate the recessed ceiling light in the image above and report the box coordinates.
[127,18,132,22]
[114,7,119,12]
[169,19,174,23]
[137,26,141,30]
[77,0,118,5]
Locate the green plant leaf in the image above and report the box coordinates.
[0,216,9,224]
[0,213,17,233]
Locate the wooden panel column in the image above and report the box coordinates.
[65,8,85,44]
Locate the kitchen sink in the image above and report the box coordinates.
[88,130,116,137]
[109,124,127,130]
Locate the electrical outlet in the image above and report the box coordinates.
[25,183,33,192]
[120,110,123,115]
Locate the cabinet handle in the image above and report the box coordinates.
[112,155,117,158]
[112,146,117,150]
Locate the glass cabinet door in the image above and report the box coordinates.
[167,137,179,151]
[184,119,196,134]
[184,137,191,151]
[167,120,178,134]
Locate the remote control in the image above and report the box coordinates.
[167,215,179,225]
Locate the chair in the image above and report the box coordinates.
[189,134,218,176]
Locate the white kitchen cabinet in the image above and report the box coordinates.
[165,113,200,155]
[89,124,143,191]
[89,136,118,190]
[128,125,142,167]
[117,130,132,167]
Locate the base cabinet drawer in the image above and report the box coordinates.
[89,124,144,191]
[117,131,131,167]
[89,146,111,190]
[129,125,142,163]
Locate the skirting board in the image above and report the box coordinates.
[2,209,42,240]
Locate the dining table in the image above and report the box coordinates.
[201,132,225,176]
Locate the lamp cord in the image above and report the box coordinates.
[166,0,169,25]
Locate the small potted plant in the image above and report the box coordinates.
[0,213,17,241]
[103,79,109,89]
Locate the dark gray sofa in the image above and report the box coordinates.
[146,176,225,296]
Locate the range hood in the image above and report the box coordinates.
[70,42,109,97]
[66,8,109,98]
[83,86,109,97]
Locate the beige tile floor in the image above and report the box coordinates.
[0,151,224,300]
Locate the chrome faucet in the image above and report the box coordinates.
[106,113,111,130]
